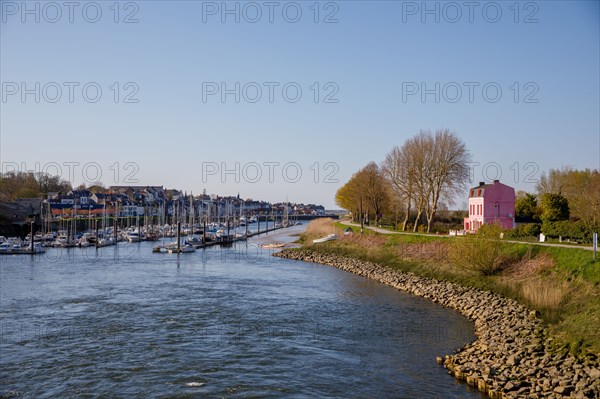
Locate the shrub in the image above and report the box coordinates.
[506,223,542,239]
[449,224,509,275]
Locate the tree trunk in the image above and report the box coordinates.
[426,192,440,233]
[413,209,422,232]
[402,199,411,231]
[359,202,364,233]
[402,213,409,231]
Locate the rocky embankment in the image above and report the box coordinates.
[275,249,600,399]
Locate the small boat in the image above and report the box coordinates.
[185,236,203,247]
[53,233,76,248]
[42,232,56,242]
[0,242,13,253]
[180,245,196,253]
[126,230,142,243]
[14,242,46,254]
[144,232,160,241]
[152,245,163,253]
[167,243,196,254]
[96,237,116,247]
[77,237,91,247]
[312,234,338,244]
[30,242,46,253]
[259,242,286,249]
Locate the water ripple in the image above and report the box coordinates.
[1,227,484,398]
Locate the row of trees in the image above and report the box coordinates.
[512,168,600,242]
[536,167,600,226]
[516,167,600,225]
[515,192,570,224]
[0,171,72,201]
[336,129,471,233]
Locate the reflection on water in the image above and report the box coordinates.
[1,226,483,398]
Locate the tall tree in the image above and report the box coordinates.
[423,129,471,233]
[539,193,570,223]
[515,192,540,222]
[361,162,389,226]
[335,170,367,231]
[536,167,570,195]
[405,131,432,232]
[0,171,72,200]
[382,144,414,231]
[336,163,389,231]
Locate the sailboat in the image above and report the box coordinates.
[166,208,196,254]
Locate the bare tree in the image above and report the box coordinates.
[424,129,471,233]
[383,129,470,233]
[406,131,433,232]
[382,145,414,231]
[339,128,470,234]
[536,167,571,195]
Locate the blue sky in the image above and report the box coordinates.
[1,0,598,209]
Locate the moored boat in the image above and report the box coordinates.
[126,230,143,243]
[259,242,286,249]
[166,243,196,254]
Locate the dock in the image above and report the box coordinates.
[152,224,288,253]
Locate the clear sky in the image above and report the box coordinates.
[1,0,598,209]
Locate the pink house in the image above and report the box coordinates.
[464,180,515,233]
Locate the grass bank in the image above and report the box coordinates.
[303,218,600,356]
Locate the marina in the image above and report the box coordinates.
[0,188,328,257]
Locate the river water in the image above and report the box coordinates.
[1,226,483,398]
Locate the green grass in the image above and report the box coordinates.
[301,221,600,356]
[542,246,600,284]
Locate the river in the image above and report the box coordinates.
[0,225,483,398]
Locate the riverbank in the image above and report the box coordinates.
[302,219,600,355]
[275,248,600,398]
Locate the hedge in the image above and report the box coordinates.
[541,220,599,244]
